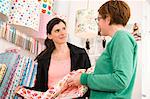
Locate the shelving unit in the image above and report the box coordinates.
[0,18,45,55]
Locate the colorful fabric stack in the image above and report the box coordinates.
[0,20,45,55]
[0,52,19,97]
[0,52,37,98]
[0,20,6,38]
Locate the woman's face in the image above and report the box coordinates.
[97,15,110,36]
[48,22,68,44]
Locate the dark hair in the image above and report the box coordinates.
[98,0,130,26]
[45,17,66,48]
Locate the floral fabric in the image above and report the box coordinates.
[17,66,95,99]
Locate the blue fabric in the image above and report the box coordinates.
[0,52,19,97]
[0,52,35,98]
[23,58,32,86]
[4,56,20,98]
[9,56,27,97]
[27,59,34,86]
[20,58,30,86]
[29,63,38,87]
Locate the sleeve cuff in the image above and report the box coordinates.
[80,73,88,85]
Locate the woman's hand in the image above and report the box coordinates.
[67,72,82,87]
[60,81,69,93]
[15,86,23,94]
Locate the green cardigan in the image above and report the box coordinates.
[81,30,137,99]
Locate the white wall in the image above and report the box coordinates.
[141,1,150,99]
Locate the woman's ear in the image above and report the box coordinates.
[47,34,52,39]
[106,16,111,25]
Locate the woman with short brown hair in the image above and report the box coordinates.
[67,1,137,99]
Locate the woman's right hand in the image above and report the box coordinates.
[15,86,23,94]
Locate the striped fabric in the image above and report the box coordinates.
[0,52,37,98]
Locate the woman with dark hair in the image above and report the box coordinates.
[67,1,137,99]
[16,17,91,98]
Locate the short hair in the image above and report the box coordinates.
[98,0,130,26]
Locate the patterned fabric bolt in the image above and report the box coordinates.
[0,52,19,97]
[0,64,7,84]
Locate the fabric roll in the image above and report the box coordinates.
[29,63,38,87]
[0,64,7,84]
[0,52,19,97]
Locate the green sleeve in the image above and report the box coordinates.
[80,33,136,92]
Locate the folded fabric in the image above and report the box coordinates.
[17,67,95,99]
[16,87,44,99]
[0,64,7,85]
[56,67,95,99]
[43,69,87,99]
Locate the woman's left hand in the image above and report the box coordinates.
[67,72,82,87]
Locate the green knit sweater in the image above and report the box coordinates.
[81,30,137,99]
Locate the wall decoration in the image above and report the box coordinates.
[75,9,98,38]
[39,0,54,15]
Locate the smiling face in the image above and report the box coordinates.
[48,22,68,45]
